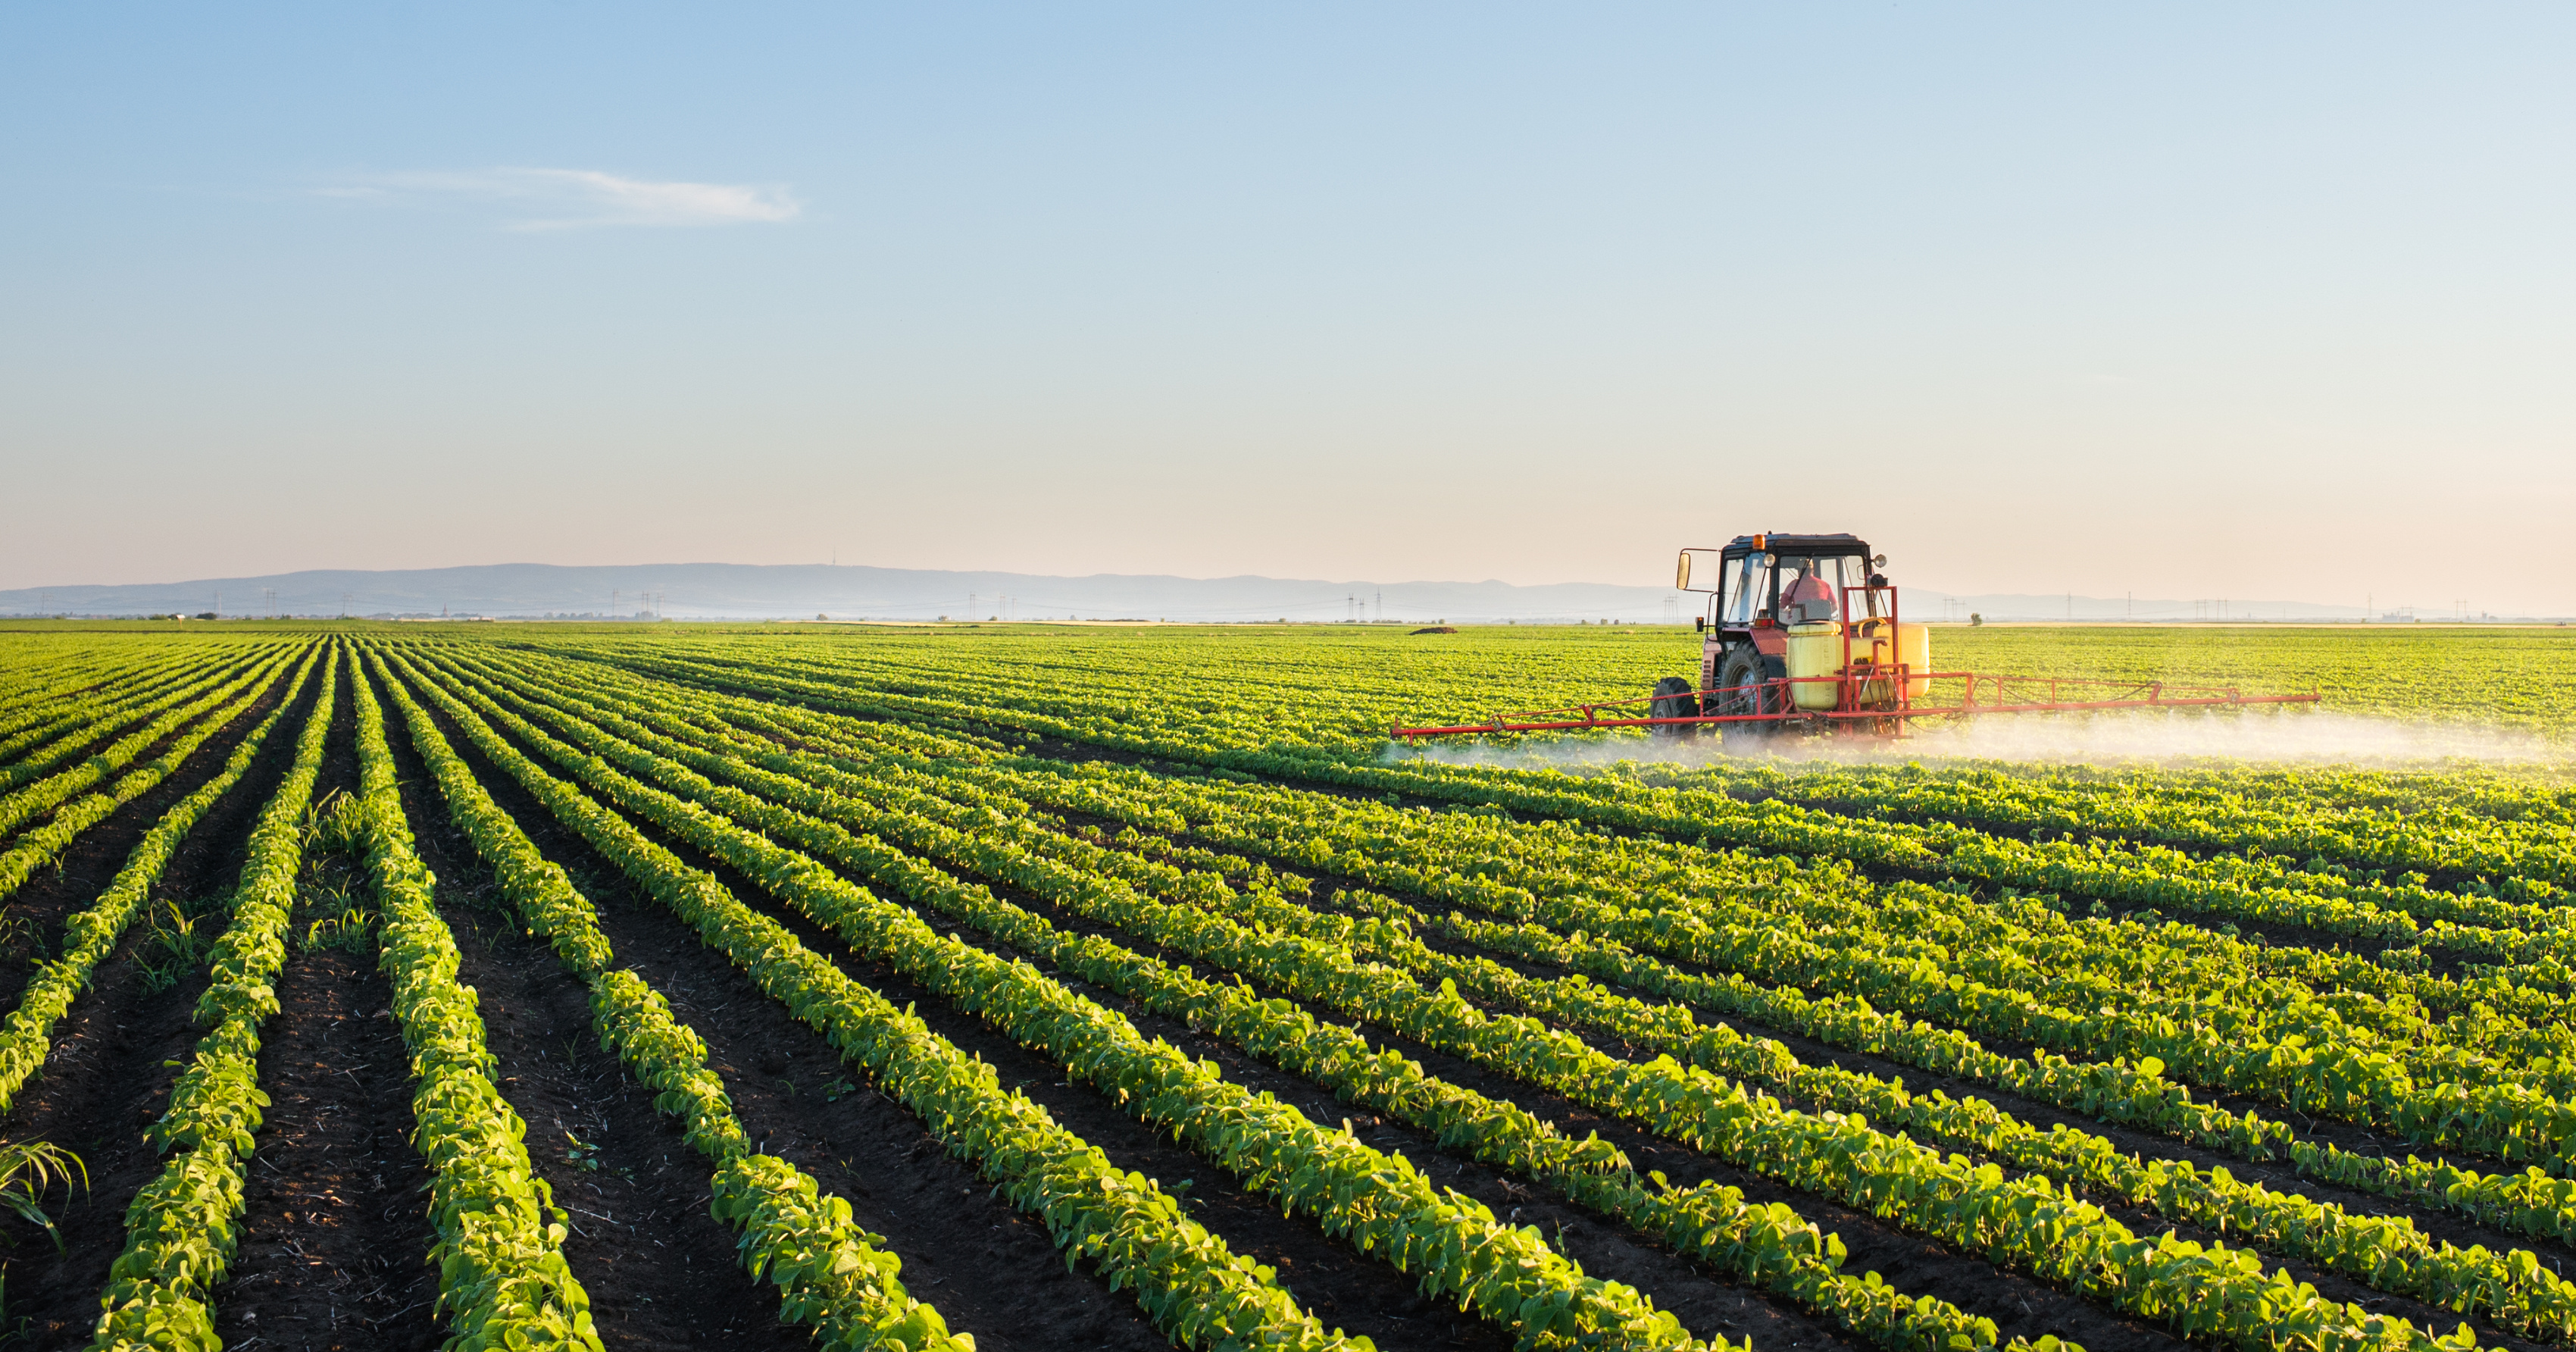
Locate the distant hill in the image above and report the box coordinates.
[0,562,1685,623]
[0,562,2384,624]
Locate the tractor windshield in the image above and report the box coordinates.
[1778,556,1849,625]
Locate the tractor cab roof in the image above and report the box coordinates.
[1720,533,1872,560]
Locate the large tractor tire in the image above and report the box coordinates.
[1649,676,1698,740]
[1715,647,1780,753]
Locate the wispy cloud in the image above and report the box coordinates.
[320,167,799,230]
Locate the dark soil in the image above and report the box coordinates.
[378,690,810,1350]
[0,654,257,781]
[0,658,311,1009]
[657,835,1523,1352]
[0,661,318,1349]
[209,937,442,1352]
[389,665,1202,1352]
[189,653,448,1352]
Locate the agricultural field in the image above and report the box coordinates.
[1,621,2574,1352]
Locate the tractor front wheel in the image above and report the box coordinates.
[1649,676,1698,740]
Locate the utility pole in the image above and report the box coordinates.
[341,592,353,619]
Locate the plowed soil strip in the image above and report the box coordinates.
[204,658,439,1352]
[382,711,804,1350]
[211,940,441,1352]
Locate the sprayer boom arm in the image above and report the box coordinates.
[1391,672,2319,740]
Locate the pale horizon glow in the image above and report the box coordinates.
[4,5,2572,614]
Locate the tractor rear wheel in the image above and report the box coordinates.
[1649,676,1697,739]
[1716,648,1776,752]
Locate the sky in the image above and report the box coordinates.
[5,5,2572,614]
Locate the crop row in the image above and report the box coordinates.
[349,652,608,1350]
[0,649,322,1116]
[368,649,974,1351]
[0,643,279,775]
[1618,759,2576,898]
[789,747,2576,1343]
[89,647,341,1348]
[380,647,1375,1351]
[0,653,312,910]
[0,645,301,846]
[0,646,231,763]
[464,647,2555,1128]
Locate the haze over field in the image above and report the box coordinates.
[5,7,2574,612]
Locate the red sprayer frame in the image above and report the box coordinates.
[1389,585,2319,740]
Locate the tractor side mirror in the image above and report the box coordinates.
[1674,552,1692,590]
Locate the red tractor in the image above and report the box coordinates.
[1394,531,2316,746]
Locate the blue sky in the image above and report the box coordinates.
[5,5,2571,612]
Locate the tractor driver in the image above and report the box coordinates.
[1780,559,1840,625]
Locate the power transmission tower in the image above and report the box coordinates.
[341,592,353,619]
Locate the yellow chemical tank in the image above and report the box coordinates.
[1855,619,1932,700]
[1784,622,1845,711]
